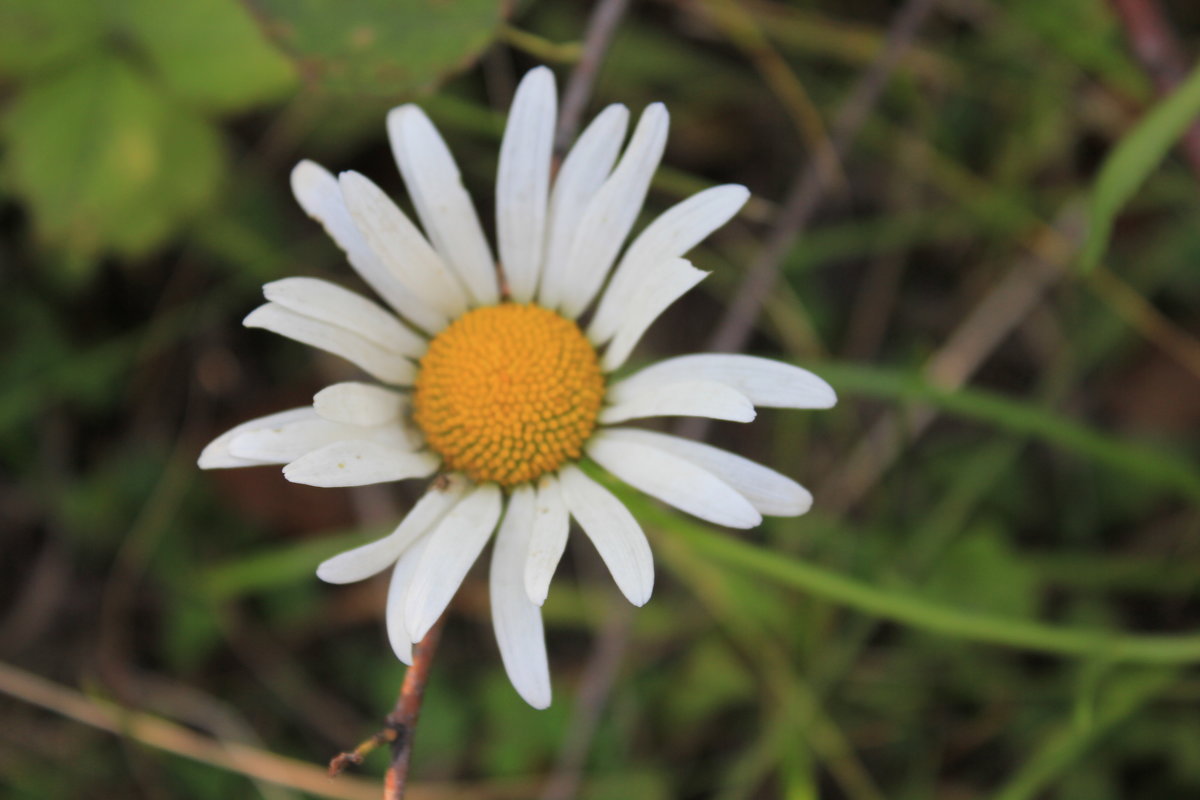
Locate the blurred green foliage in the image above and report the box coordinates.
[248,0,503,95]
[3,1,1200,799]
[0,0,503,280]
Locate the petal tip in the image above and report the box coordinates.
[391,641,414,666]
[242,304,269,329]
[726,184,751,207]
[406,614,434,644]
[729,510,764,529]
[387,103,424,132]
[523,688,552,710]
[280,461,318,487]
[316,556,373,585]
[196,446,224,470]
[290,158,324,184]
[525,580,549,608]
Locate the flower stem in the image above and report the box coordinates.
[383,617,445,800]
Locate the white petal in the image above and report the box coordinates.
[588,432,761,529]
[558,465,654,606]
[525,474,569,606]
[613,354,837,409]
[229,416,412,464]
[198,407,318,469]
[599,428,811,517]
[339,170,469,326]
[283,440,438,487]
[263,277,426,358]
[244,303,415,385]
[557,104,670,319]
[490,485,552,708]
[600,257,707,371]
[386,533,433,665]
[313,382,406,426]
[405,484,503,641]
[538,103,629,309]
[290,160,437,329]
[590,185,749,344]
[599,379,755,425]
[387,105,498,306]
[496,67,556,303]
[317,478,469,584]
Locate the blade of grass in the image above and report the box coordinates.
[621,490,1200,664]
[816,361,1200,502]
[201,527,382,600]
[1082,61,1200,270]
[991,669,1176,800]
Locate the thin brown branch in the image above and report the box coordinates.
[330,729,398,778]
[706,0,940,358]
[702,0,846,189]
[0,660,382,800]
[818,212,1078,512]
[538,606,634,800]
[677,0,939,444]
[384,618,446,800]
[554,0,632,154]
[0,659,551,799]
[1109,0,1200,175]
[1087,264,1200,380]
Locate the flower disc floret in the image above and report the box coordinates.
[413,303,604,487]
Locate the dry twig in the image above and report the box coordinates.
[705,0,941,360]
[328,619,445,799]
[676,0,940,454]
[554,0,631,153]
[383,619,445,800]
[538,607,634,800]
[0,660,381,800]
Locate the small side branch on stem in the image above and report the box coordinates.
[383,618,445,800]
[328,617,446,800]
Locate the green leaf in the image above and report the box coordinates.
[201,527,381,600]
[246,0,504,96]
[2,53,223,274]
[1081,62,1200,271]
[118,0,296,112]
[0,0,106,77]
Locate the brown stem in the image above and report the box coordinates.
[554,0,632,154]
[678,0,940,443]
[381,617,445,800]
[538,606,634,800]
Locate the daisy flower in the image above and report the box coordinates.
[199,67,836,709]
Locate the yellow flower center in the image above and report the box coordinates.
[412,303,605,487]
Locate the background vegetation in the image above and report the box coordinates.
[3,0,1200,798]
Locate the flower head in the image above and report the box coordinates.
[199,67,836,708]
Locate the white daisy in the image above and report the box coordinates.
[199,67,836,709]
